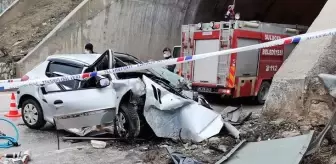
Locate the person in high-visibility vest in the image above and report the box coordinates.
[162,47,176,73]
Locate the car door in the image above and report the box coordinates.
[41,82,117,129]
[40,59,117,128]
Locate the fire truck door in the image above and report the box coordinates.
[236,38,260,77]
[193,39,220,83]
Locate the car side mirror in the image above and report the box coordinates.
[96,77,110,88]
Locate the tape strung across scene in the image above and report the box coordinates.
[1,28,336,91]
[0,78,21,83]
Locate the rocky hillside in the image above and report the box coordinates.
[0,0,82,63]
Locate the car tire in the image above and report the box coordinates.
[21,99,46,129]
[114,102,141,139]
[255,81,271,105]
[138,110,156,139]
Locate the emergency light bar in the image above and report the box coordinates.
[196,22,220,31]
[241,21,259,28]
[285,28,300,35]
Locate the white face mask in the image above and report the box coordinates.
[163,52,171,58]
[85,50,91,54]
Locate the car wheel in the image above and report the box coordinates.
[255,81,271,105]
[138,109,156,139]
[114,103,141,138]
[21,99,46,129]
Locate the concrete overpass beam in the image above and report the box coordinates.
[263,0,336,126]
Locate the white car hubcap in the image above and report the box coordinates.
[23,104,38,125]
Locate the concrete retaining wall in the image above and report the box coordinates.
[16,0,196,77]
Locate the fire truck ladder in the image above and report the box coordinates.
[217,21,232,85]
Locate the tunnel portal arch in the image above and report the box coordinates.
[190,0,327,26]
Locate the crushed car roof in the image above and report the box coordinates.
[47,54,101,66]
[47,52,140,67]
[114,53,139,60]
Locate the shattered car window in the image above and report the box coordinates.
[114,54,187,88]
[116,58,138,65]
[96,55,109,71]
[89,54,113,80]
[152,66,187,87]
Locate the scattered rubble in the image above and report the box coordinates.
[281,130,301,138]
[50,105,335,164]
[166,147,202,164]
[1,105,334,164]
[90,140,107,149]
[208,137,221,144]
[217,145,227,153]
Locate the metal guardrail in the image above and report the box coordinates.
[0,0,15,14]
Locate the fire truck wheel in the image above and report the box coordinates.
[256,81,271,105]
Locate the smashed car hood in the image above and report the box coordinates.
[142,75,224,142]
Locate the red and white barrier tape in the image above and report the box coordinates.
[0,78,22,83]
[0,28,336,91]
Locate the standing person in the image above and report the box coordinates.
[224,5,235,21]
[84,43,96,54]
[163,47,176,73]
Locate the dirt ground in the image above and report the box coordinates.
[0,0,82,63]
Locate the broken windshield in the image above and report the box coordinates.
[113,54,185,88]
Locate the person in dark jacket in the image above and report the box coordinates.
[84,43,96,54]
[163,47,176,72]
[224,5,235,21]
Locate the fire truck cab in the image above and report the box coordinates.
[178,20,308,104]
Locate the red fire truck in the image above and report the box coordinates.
[176,20,308,104]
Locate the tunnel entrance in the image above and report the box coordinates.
[192,0,327,26]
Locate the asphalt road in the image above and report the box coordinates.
[0,92,262,164]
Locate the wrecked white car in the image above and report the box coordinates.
[17,49,223,142]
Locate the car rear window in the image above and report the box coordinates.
[47,62,83,75]
[114,57,138,69]
[46,62,83,89]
